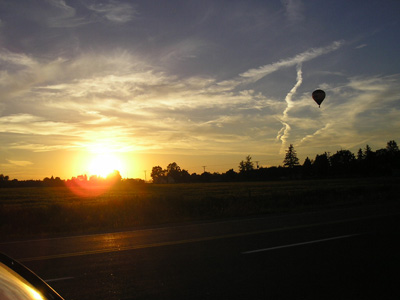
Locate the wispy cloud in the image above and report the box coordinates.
[1,116,76,134]
[0,49,36,67]
[281,0,304,23]
[355,44,367,49]
[276,63,303,152]
[0,46,281,155]
[46,0,89,27]
[1,41,398,166]
[86,0,138,23]
[239,40,344,82]
[160,38,207,63]
[297,74,400,153]
[7,159,33,167]
[0,41,344,156]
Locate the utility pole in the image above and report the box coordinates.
[144,170,147,181]
[202,166,206,173]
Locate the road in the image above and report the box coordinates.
[1,204,400,300]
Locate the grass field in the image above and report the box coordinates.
[1,177,399,240]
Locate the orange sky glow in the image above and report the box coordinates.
[1,1,400,181]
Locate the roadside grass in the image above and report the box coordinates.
[0,177,398,240]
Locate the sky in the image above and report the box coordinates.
[1,0,400,180]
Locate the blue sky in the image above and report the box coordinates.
[1,0,400,179]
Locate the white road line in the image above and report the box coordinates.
[242,234,361,254]
[45,277,74,283]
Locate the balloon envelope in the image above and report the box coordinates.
[312,89,325,107]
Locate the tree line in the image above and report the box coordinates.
[0,172,144,188]
[1,140,399,187]
[150,140,400,183]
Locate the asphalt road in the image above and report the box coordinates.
[1,204,400,300]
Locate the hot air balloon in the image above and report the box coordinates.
[312,89,325,108]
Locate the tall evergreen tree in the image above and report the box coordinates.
[302,157,312,177]
[364,144,373,159]
[357,148,363,160]
[283,144,299,168]
[303,157,312,168]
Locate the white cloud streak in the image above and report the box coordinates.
[240,40,344,82]
[355,44,367,49]
[276,63,303,152]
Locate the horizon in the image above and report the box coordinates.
[1,1,400,180]
[2,138,397,182]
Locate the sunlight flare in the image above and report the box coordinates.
[88,153,124,178]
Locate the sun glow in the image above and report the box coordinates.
[88,153,124,178]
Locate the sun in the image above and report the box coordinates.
[88,153,123,178]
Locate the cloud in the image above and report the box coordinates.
[355,44,367,49]
[281,0,304,23]
[239,40,344,82]
[1,42,397,162]
[160,38,207,63]
[7,0,135,29]
[46,0,89,27]
[0,49,36,67]
[276,63,303,152]
[86,0,137,23]
[0,43,331,156]
[6,159,33,167]
[0,46,282,154]
[297,74,400,152]
[0,114,79,142]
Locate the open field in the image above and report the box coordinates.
[1,177,399,240]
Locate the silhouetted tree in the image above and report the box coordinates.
[357,148,363,161]
[180,169,191,183]
[239,155,254,173]
[166,162,181,183]
[374,140,400,174]
[43,176,64,187]
[386,140,399,152]
[283,144,299,168]
[364,144,373,160]
[200,171,212,183]
[0,174,9,182]
[302,157,312,177]
[362,144,377,174]
[329,150,356,176]
[0,174,10,188]
[303,157,312,168]
[223,169,238,181]
[330,150,355,166]
[313,152,330,176]
[151,166,166,183]
[387,140,400,170]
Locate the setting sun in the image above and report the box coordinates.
[88,153,124,178]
